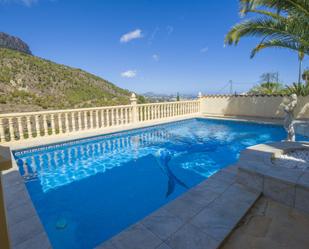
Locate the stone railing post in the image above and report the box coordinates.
[198,92,203,114]
[130,93,138,123]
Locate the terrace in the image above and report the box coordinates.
[1,94,309,249]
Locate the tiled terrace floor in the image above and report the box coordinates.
[221,197,309,249]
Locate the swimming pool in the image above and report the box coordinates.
[13,118,307,249]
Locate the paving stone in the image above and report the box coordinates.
[141,208,184,241]
[4,187,30,210]
[2,170,23,188]
[165,223,220,249]
[180,186,220,207]
[12,232,51,249]
[110,223,162,249]
[95,240,117,249]
[156,243,172,249]
[297,171,309,189]
[163,192,205,222]
[263,176,295,207]
[9,214,44,246]
[190,184,259,242]
[295,186,309,214]
[222,197,309,249]
[6,201,36,226]
[236,168,263,192]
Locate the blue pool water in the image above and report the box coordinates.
[13,118,307,249]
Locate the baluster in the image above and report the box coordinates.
[72,112,76,132]
[58,113,65,134]
[147,106,150,120]
[89,111,93,129]
[43,114,48,136]
[8,117,15,141]
[124,108,128,124]
[106,109,110,127]
[0,118,6,142]
[96,110,99,128]
[17,116,24,140]
[26,116,33,138]
[111,109,115,126]
[50,114,56,134]
[77,112,82,130]
[35,115,41,137]
[120,108,123,125]
[100,110,104,127]
[65,113,70,133]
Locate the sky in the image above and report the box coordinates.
[1,0,308,95]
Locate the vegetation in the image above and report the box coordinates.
[225,0,309,83]
[249,82,284,94]
[0,48,146,113]
[248,72,309,96]
[285,82,309,96]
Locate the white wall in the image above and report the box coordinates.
[201,95,309,119]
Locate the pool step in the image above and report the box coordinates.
[97,166,261,249]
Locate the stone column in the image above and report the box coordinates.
[130,93,138,123]
[198,92,203,114]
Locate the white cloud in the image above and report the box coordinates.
[121,70,137,78]
[152,54,159,61]
[0,0,38,6]
[120,29,143,43]
[200,47,208,53]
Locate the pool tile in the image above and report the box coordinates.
[165,223,220,249]
[110,223,162,249]
[141,208,184,240]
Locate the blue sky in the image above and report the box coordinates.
[1,0,308,94]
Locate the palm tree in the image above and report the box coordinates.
[225,0,309,83]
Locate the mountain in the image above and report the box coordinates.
[0,48,145,113]
[0,32,32,55]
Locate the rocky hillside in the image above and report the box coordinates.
[0,32,32,54]
[0,48,145,113]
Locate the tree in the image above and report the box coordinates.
[260,72,279,83]
[225,0,309,83]
[249,82,284,94]
[176,92,180,101]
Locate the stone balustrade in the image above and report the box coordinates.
[0,94,201,143]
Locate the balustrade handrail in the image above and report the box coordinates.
[137,100,199,107]
[0,104,133,118]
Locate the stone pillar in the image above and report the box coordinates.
[198,92,203,114]
[130,93,138,123]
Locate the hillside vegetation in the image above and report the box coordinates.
[0,48,144,113]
